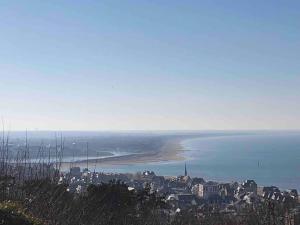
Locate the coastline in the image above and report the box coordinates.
[58,132,300,191]
[61,132,251,170]
[61,137,187,170]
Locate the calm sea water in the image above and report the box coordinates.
[97,132,300,191]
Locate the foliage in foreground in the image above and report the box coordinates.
[0,178,299,225]
[0,201,43,225]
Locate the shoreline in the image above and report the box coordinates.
[61,137,188,170]
[61,132,252,170]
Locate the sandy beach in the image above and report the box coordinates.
[61,137,187,170]
[60,133,240,170]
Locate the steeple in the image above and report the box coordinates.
[184,162,187,176]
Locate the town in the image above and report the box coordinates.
[1,157,300,224]
[60,164,300,222]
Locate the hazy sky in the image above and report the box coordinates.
[0,1,299,130]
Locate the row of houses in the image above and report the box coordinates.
[62,167,299,215]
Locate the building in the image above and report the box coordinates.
[166,194,198,210]
[257,186,279,197]
[218,183,235,199]
[178,194,198,209]
[70,167,81,177]
[195,181,219,199]
[241,180,257,194]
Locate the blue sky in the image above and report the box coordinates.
[0,0,299,130]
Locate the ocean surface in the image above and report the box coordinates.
[97,132,300,190]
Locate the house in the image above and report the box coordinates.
[218,183,235,200]
[257,186,279,197]
[166,193,198,210]
[241,180,257,194]
[142,170,155,177]
[286,189,298,199]
[243,192,260,204]
[195,181,219,199]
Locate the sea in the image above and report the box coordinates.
[97,131,300,191]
